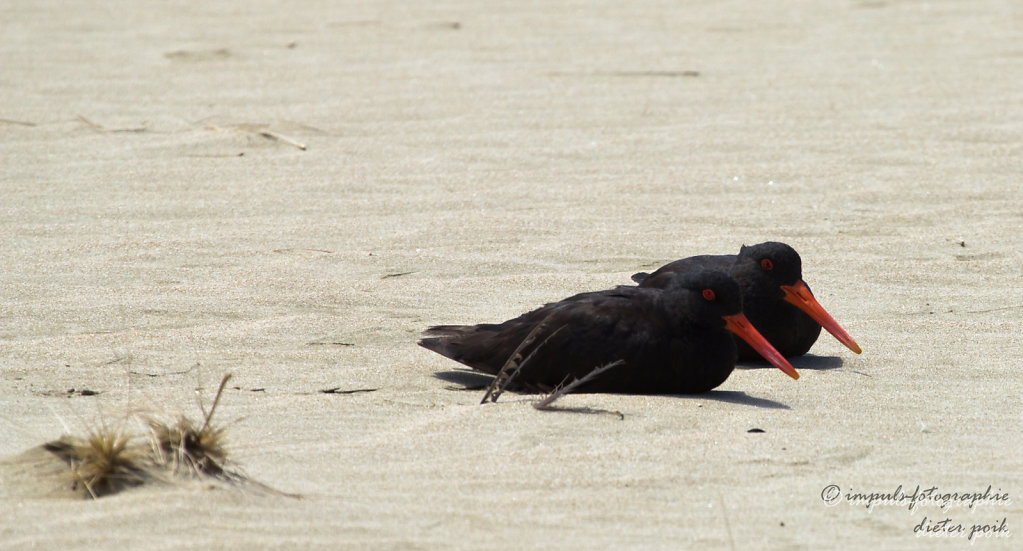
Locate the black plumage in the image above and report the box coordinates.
[633,242,860,360]
[420,270,797,394]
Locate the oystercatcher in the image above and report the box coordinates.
[632,242,861,360]
[420,270,798,394]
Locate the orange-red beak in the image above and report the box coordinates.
[723,313,800,380]
[780,280,862,354]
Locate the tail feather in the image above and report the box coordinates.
[418,326,504,375]
[418,336,462,363]
[421,324,475,337]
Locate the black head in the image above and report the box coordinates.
[658,270,744,330]
[731,241,803,299]
[659,268,803,381]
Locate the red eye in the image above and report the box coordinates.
[702,289,715,301]
[760,258,774,271]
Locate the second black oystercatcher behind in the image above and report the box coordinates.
[632,242,861,361]
[419,270,798,395]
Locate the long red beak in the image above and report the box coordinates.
[723,313,800,380]
[780,280,862,354]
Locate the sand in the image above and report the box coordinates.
[1,0,1021,549]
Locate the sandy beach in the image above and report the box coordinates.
[2,0,1021,548]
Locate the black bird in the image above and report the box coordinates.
[632,242,861,361]
[419,270,798,395]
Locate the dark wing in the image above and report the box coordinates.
[505,292,678,393]
[419,287,671,391]
[418,302,569,376]
[632,254,736,287]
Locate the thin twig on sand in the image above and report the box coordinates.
[258,130,307,150]
[532,360,625,418]
[76,114,147,133]
[0,118,37,127]
[204,122,308,150]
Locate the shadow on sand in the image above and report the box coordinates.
[735,353,844,372]
[434,370,493,391]
[670,390,790,410]
[434,370,790,409]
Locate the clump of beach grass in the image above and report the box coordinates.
[43,425,154,499]
[147,374,232,478]
[37,372,272,499]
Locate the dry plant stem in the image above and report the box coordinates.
[0,117,36,126]
[533,360,625,410]
[201,373,232,434]
[258,130,307,150]
[492,325,566,402]
[479,318,553,404]
[480,309,565,404]
[76,115,105,131]
[204,122,307,150]
[76,114,146,133]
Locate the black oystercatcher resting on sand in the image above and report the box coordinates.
[419,271,798,395]
[632,242,861,361]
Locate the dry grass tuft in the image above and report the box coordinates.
[31,373,300,499]
[37,373,268,499]
[43,427,153,499]
[148,374,234,479]
[149,415,229,477]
